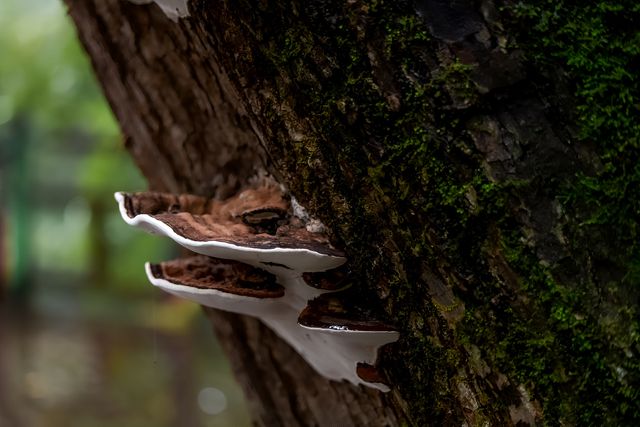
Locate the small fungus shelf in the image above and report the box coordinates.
[115,182,398,391]
[128,0,189,21]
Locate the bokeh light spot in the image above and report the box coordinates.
[197,387,227,415]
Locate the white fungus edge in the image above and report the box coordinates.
[115,192,346,272]
[118,191,396,391]
[146,262,395,391]
[127,0,189,21]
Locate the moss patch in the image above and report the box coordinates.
[217,0,640,424]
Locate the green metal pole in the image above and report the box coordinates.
[2,117,32,301]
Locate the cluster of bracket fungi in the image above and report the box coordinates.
[115,179,398,391]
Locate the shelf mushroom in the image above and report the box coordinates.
[114,188,344,272]
[128,0,189,21]
[115,184,398,391]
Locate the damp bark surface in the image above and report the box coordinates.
[64,0,640,426]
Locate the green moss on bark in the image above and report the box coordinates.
[496,1,640,423]
[206,0,639,424]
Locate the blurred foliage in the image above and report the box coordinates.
[0,0,174,292]
[0,1,251,426]
[0,0,114,135]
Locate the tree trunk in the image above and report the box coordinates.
[64,1,639,425]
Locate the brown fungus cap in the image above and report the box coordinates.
[119,186,343,257]
[298,294,396,332]
[302,267,351,291]
[148,255,284,299]
[356,362,387,385]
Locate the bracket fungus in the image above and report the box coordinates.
[115,183,399,391]
[128,0,189,21]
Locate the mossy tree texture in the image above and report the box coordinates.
[64,0,638,425]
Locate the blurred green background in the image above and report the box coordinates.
[0,1,251,426]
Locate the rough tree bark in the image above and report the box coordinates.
[64,1,639,426]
